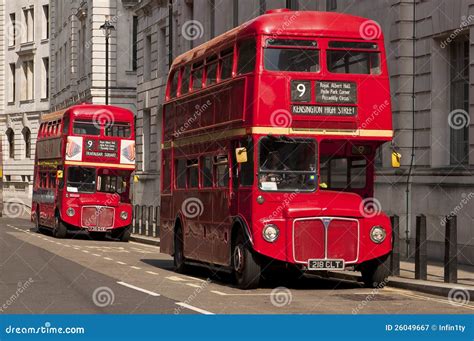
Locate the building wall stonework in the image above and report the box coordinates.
[1,0,50,218]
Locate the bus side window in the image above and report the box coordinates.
[169,70,179,98]
[214,155,229,187]
[237,39,256,75]
[186,159,199,188]
[175,159,187,189]
[191,61,204,91]
[201,156,213,187]
[50,172,57,189]
[162,158,171,193]
[220,49,234,80]
[63,116,69,134]
[181,65,191,95]
[240,139,254,186]
[205,55,218,86]
[40,172,47,188]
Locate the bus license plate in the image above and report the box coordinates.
[308,259,345,270]
[88,226,108,232]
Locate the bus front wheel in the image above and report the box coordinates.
[360,255,391,288]
[112,226,131,242]
[232,232,261,289]
[53,215,67,239]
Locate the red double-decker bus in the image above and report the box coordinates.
[160,9,396,288]
[32,104,136,241]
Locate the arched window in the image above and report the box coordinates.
[6,128,14,159]
[22,127,31,158]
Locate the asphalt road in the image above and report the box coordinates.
[1,218,473,314]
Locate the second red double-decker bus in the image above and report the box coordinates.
[160,9,396,288]
[32,104,136,241]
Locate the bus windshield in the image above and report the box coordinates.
[259,137,317,191]
[67,167,96,193]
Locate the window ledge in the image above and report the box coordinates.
[19,99,35,104]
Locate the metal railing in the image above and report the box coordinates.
[132,205,160,237]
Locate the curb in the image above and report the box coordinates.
[329,270,474,299]
[130,234,160,247]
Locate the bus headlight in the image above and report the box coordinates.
[120,211,128,220]
[263,224,279,243]
[370,226,386,244]
[66,208,75,217]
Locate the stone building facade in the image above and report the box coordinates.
[1,0,50,218]
[134,0,473,264]
[49,0,138,112]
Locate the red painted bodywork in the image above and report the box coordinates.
[160,10,393,269]
[31,104,136,232]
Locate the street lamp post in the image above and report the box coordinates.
[100,18,115,105]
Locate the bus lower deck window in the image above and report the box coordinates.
[214,156,229,187]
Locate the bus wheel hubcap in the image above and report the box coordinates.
[234,245,244,273]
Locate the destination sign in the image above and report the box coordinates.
[316,81,357,104]
[292,105,357,116]
[85,139,118,158]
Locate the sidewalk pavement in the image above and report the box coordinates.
[131,233,474,298]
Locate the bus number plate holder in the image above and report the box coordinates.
[88,226,108,232]
[308,259,344,270]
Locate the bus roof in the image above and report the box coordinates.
[40,104,134,123]
[171,9,383,68]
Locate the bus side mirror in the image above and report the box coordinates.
[235,147,248,163]
[391,151,401,168]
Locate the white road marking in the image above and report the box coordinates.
[166,276,187,282]
[82,250,90,253]
[175,302,214,315]
[92,254,101,257]
[116,261,127,265]
[186,283,202,288]
[146,271,159,275]
[117,281,160,296]
[130,266,142,270]
[211,290,227,296]
[104,257,113,261]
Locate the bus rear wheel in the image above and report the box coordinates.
[34,208,41,233]
[232,232,261,289]
[174,224,187,273]
[53,215,67,239]
[360,255,391,288]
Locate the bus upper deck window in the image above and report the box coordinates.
[181,65,191,95]
[105,122,131,137]
[264,39,319,72]
[169,71,179,98]
[73,120,100,136]
[205,56,218,85]
[237,39,256,75]
[327,41,381,75]
[192,62,204,91]
[62,116,69,134]
[220,50,234,80]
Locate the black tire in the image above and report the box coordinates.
[112,226,131,242]
[34,207,41,233]
[53,215,67,239]
[360,254,391,288]
[174,224,187,273]
[232,231,261,289]
[89,232,106,240]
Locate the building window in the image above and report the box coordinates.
[449,38,470,166]
[209,0,215,38]
[21,61,34,101]
[142,109,151,171]
[326,0,337,11]
[259,0,266,14]
[8,64,16,103]
[23,8,34,43]
[42,5,49,40]
[132,16,138,71]
[79,21,86,77]
[6,128,15,159]
[9,13,16,46]
[144,34,152,81]
[22,127,31,158]
[42,58,49,99]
